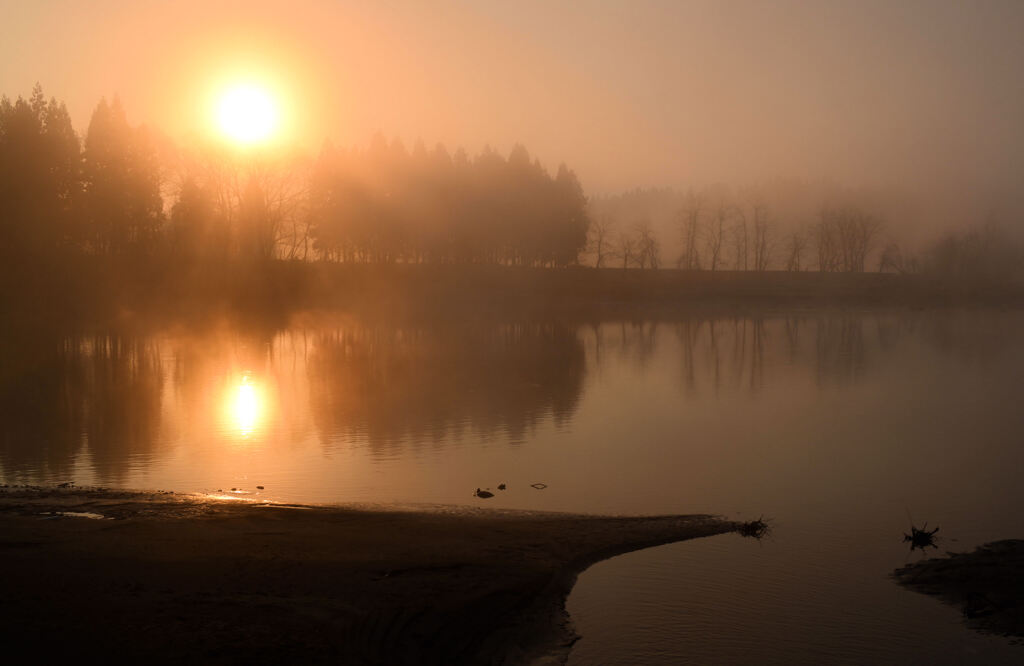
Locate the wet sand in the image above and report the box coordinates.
[894,540,1024,641]
[0,486,746,664]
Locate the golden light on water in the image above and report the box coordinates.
[230,375,263,437]
[215,83,279,145]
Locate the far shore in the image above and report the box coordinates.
[0,485,754,665]
[4,260,1022,328]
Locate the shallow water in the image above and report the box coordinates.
[2,309,1022,663]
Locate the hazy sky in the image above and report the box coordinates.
[3,0,1023,198]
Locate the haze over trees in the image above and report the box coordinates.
[2,86,1023,295]
[308,139,588,266]
[587,184,1024,284]
[0,86,590,274]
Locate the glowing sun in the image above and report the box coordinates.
[216,84,279,144]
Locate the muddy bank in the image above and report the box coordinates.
[0,486,749,664]
[894,540,1024,641]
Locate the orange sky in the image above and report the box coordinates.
[3,0,1024,201]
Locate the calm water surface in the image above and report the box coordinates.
[2,310,1022,664]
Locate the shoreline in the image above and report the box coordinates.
[5,261,1022,327]
[894,540,1024,641]
[0,486,751,664]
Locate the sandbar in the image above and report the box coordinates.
[0,486,750,664]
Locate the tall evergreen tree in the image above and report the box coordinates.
[0,85,80,259]
[82,97,163,256]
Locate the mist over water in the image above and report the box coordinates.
[2,309,1022,662]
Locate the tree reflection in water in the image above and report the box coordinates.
[1,310,1020,485]
[0,333,163,482]
[307,321,585,455]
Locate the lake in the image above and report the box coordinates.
[2,308,1022,663]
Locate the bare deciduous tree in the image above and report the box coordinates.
[586,214,615,268]
[836,207,881,272]
[705,202,728,271]
[751,202,774,271]
[615,232,636,270]
[730,208,749,271]
[676,189,703,270]
[634,218,660,269]
[812,205,882,272]
[784,228,807,272]
[813,211,840,272]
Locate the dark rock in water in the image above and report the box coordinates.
[894,539,1024,639]
[498,483,506,491]
[256,486,264,490]
[531,483,547,490]
[474,488,494,499]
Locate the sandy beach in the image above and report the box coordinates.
[0,486,748,664]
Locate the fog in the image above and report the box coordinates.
[4,5,1024,662]
[5,1,1022,204]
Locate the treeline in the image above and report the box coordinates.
[587,185,1024,283]
[589,184,892,272]
[0,86,590,271]
[309,140,588,266]
[4,85,1020,295]
[586,185,888,273]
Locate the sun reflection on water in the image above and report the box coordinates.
[230,375,262,438]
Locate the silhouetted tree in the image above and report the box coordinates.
[812,210,840,272]
[731,208,749,270]
[811,204,882,272]
[634,218,660,269]
[585,214,615,268]
[705,200,728,271]
[834,205,881,272]
[784,228,807,271]
[615,231,636,270]
[0,85,80,259]
[676,189,703,269]
[551,164,590,266]
[750,200,774,271]
[82,97,164,257]
[170,177,221,263]
[308,140,588,267]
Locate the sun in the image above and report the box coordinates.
[216,84,279,145]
